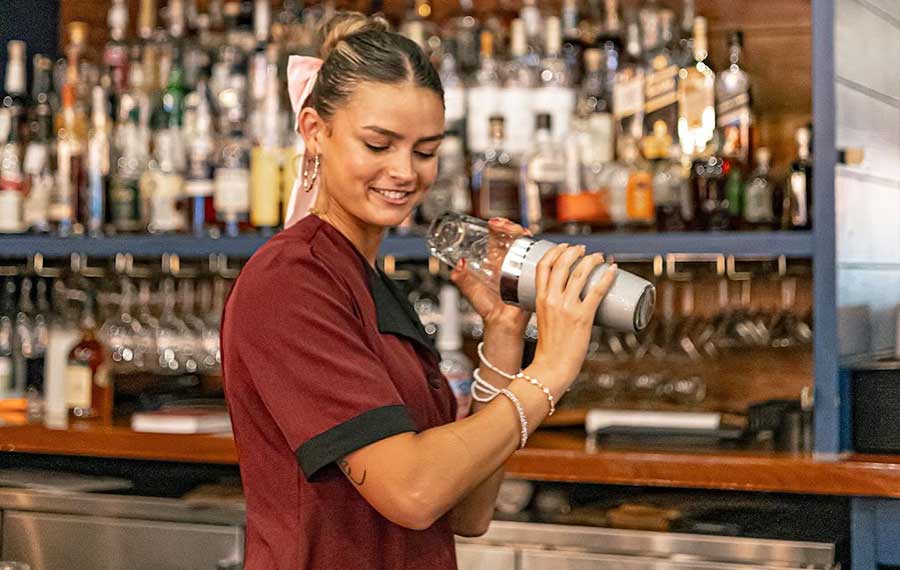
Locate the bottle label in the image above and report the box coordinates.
[744,182,774,223]
[613,72,645,119]
[111,177,142,228]
[790,171,808,227]
[557,191,610,223]
[144,171,185,232]
[501,87,536,155]
[717,95,752,162]
[0,190,24,232]
[0,356,11,393]
[24,172,53,228]
[480,166,519,220]
[466,86,502,154]
[214,167,250,215]
[533,87,576,140]
[185,141,215,197]
[444,86,466,124]
[250,147,282,227]
[65,364,92,409]
[444,370,473,421]
[23,143,49,175]
[626,171,655,222]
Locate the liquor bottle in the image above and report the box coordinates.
[724,157,744,229]
[111,60,151,233]
[65,22,99,106]
[104,0,131,104]
[652,146,688,232]
[248,0,272,142]
[519,0,544,67]
[138,0,161,93]
[472,116,520,221]
[15,278,47,412]
[421,133,470,224]
[28,278,51,418]
[689,154,730,231]
[716,31,752,165]
[438,42,466,144]
[677,17,716,158]
[146,49,188,233]
[560,0,584,86]
[642,10,679,158]
[23,55,55,233]
[521,113,566,233]
[215,111,252,237]
[613,18,645,157]
[184,77,218,236]
[250,61,286,234]
[465,31,502,155]
[53,82,88,237]
[501,20,537,156]
[66,290,112,424]
[789,126,813,230]
[606,137,653,230]
[743,147,775,229]
[639,0,662,58]
[0,113,26,234]
[86,86,111,237]
[534,16,576,142]
[3,41,30,145]
[677,0,696,67]
[0,278,16,398]
[437,285,473,421]
[43,280,81,429]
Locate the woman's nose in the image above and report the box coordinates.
[386,151,416,185]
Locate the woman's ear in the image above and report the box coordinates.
[298,107,326,155]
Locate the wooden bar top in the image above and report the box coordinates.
[2,424,900,498]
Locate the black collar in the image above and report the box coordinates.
[368,267,440,360]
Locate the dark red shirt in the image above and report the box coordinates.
[222,215,458,570]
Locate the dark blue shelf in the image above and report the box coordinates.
[0,231,815,259]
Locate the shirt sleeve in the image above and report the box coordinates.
[228,246,416,481]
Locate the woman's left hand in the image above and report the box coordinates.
[450,218,532,333]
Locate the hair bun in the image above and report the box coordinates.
[319,12,390,61]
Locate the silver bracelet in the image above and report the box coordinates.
[477,342,518,381]
[516,372,556,416]
[499,388,529,449]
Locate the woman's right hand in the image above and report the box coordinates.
[529,244,618,392]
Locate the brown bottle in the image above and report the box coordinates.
[66,290,112,424]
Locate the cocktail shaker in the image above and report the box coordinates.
[427,212,656,333]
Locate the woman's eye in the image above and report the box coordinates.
[365,143,389,152]
[414,151,436,159]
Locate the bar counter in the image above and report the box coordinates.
[1,424,899,499]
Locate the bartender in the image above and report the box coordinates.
[221,11,617,570]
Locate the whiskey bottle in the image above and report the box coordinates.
[677,17,716,158]
[66,290,112,424]
[789,127,813,230]
[716,31,752,165]
[472,116,520,221]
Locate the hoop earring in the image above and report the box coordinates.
[303,155,320,193]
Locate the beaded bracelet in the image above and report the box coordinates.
[516,372,556,416]
[499,388,529,449]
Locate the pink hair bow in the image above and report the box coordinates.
[284,55,324,229]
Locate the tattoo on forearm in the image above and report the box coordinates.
[339,460,367,486]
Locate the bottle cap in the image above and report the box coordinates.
[437,285,462,351]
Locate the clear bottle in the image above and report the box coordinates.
[23,55,56,233]
[677,16,716,158]
[0,111,26,234]
[250,60,286,234]
[501,20,537,156]
[465,31,502,155]
[215,110,252,237]
[420,133,470,224]
[26,279,51,421]
[519,0,544,66]
[2,40,30,146]
[607,138,654,229]
[715,31,752,165]
[560,0,584,86]
[613,19,645,157]
[472,116,520,221]
[437,285,474,421]
[438,43,467,142]
[789,126,813,230]
[183,76,218,236]
[521,113,566,234]
[0,278,17,398]
[534,16,576,141]
[743,147,775,229]
[86,86,111,237]
[66,290,112,424]
[111,62,151,233]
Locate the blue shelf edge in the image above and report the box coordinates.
[0,231,815,260]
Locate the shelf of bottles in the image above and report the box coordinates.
[0,0,816,262]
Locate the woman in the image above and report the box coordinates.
[221,12,617,570]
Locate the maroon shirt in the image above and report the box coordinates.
[222,215,458,570]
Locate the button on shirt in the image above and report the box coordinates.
[222,215,458,570]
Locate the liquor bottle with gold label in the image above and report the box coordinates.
[250,60,286,234]
[677,16,716,159]
[66,290,112,424]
